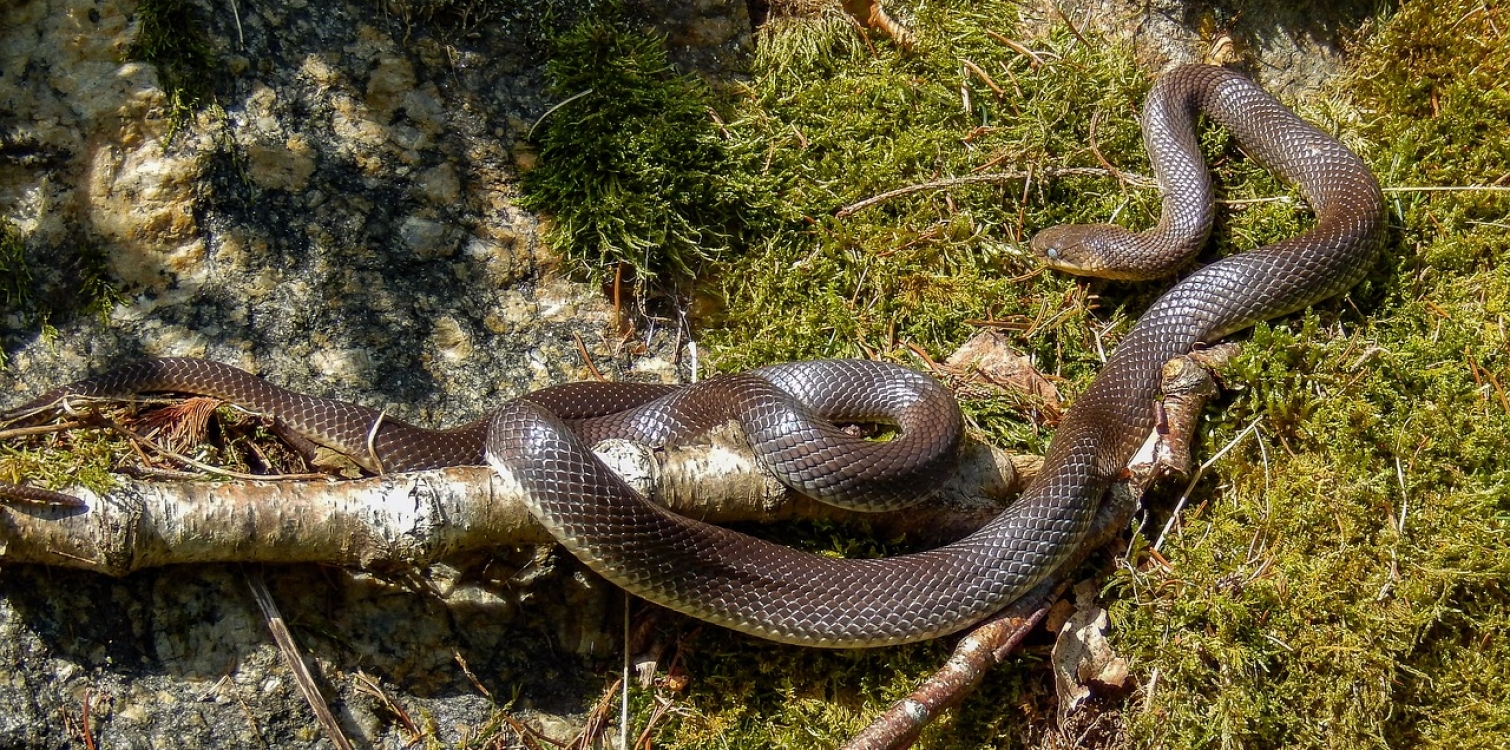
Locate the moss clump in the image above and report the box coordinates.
[627,0,1510,748]
[520,14,775,288]
[373,0,619,45]
[0,224,120,339]
[74,242,124,323]
[706,0,1150,449]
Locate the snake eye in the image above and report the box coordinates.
[1044,247,1060,261]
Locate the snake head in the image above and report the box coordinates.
[1028,224,1161,281]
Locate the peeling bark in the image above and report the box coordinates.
[0,426,1030,576]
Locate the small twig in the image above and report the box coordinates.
[621,596,632,750]
[983,29,1046,67]
[246,569,355,750]
[454,650,493,699]
[354,672,422,742]
[227,0,244,47]
[1050,2,1090,47]
[835,168,1152,218]
[572,677,623,750]
[633,695,677,750]
[528,89,594,140]
[1394,455,1409,535]
[503,714,565,750]
[841,11,880,57]
[573,331,606,382]
[960,59,1004,96]
[0,420,85,439]
[1086,110,1131,188]
[81,688,97,750]
[1153,415,1264,552]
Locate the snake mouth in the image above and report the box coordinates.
[1028,225,1122,278]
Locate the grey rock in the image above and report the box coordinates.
[0,0,750,745]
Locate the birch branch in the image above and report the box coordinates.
[0,424,1034,576]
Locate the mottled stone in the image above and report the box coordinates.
[399,214,459,258]
[245,139,319,191]
[417,162,462,205]
[1020,0,1361,96]
[0,0,749,746]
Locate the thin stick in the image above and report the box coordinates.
[0,420,86,439]
[1153,415,1263,552]
[246,570,355,750]
[1394,455,1409,534]
[835,168,1148,218]
[574,331,606,382]
[983,29,1046,67]
[528,89,594,140]
[621,596,631,750]
[1051,2,1090,47]
[961,59,1004,96]
[227,0,244,47]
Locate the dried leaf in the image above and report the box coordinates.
[944,329,1062,413]
[1051,581,1130,720]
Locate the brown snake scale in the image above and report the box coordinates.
[1,65,1384,647]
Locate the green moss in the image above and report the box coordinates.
[706,1,1151,437]
[0,221,120,343]
[75,242,124,324]
[626,0,1510,747]
[1104,1,1510,747]
[519,12,777,289]
[371,0,618,46]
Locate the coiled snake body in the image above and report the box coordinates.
[2,65,1383,647]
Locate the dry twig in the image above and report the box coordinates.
[835,168,1154,218]
[246,570,355,750]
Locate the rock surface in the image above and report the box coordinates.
[1024,0,1376,96]
[0,0,749,745]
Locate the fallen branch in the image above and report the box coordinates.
[0,425,1031,576]
[842,485,1136,750]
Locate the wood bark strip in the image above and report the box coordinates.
[0,427,1030,576]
